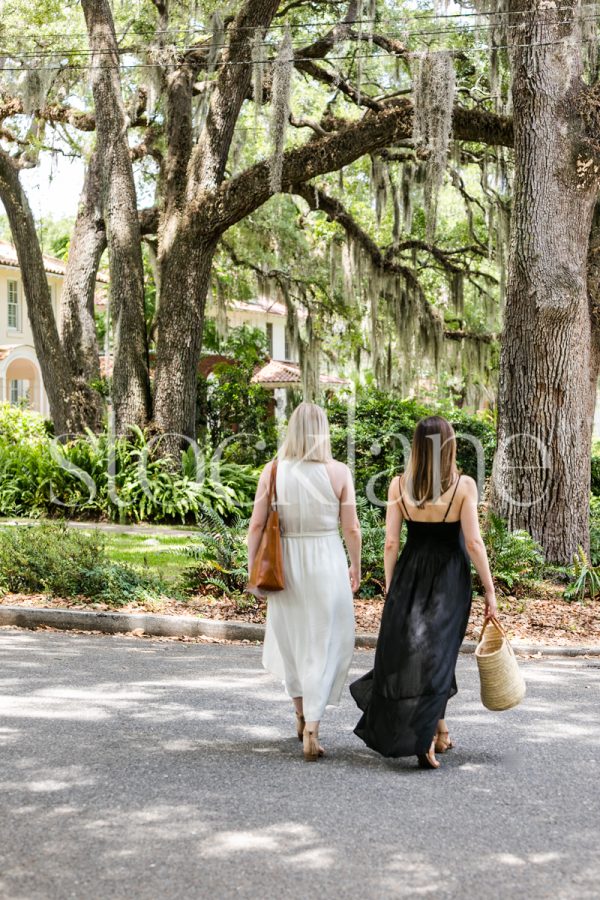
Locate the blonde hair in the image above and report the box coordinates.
[405,415,458,507]
[279,402,333,462]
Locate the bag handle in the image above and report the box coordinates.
[268,458,278,509]
[479,615,505,643]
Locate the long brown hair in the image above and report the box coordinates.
[405,416,458,508]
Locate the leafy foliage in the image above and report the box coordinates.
[354,496,390,598]
[197,324,278,465]
[0,402,50,443]
[564,547,600,603]
[0,408,258,524]
[326,389,496,501]
[482,513,544,590]
[590,494,600,566]
[591,444,600,496]
[0,522,165,605]
[181,507,250,596]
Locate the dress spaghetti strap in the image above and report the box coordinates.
[442,475,461,522]
[398,478,411,521]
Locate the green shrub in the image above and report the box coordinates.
[590,495,600,565]
[0,402,50,443]
[181,507,249,595]
[0,411,259,524]
[0,522,165,605]
[482,513,544,591]
[326,389,496,502]
[564,547,600,602]
[197,324,278,464]
[355,497,388,598]
[591,443,600,496]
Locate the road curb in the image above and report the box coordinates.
[1,605,599,657]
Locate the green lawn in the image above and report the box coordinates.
[101,533,193,585]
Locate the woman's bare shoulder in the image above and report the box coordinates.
[389,473,402,495]
[260,458,276,481]
[459,474,478,496]
[328,458,352,477]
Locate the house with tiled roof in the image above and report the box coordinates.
[0,240,107,415]
[208,296,349,415]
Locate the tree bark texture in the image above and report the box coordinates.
[60,150,105,393]
[0,149,94,434]
[82,0,151,434]
[153,0,281,449]
[492,0,599,563]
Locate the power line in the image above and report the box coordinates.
[0,1,597,41]
[1,9,598,61]
[0,30,598,75]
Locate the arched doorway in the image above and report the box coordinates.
[4,357,40,411]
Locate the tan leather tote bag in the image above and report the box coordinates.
[249,460,285,593]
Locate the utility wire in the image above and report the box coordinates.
[0,1,598,40]
[1,10,598,61]
[0,31,598,74]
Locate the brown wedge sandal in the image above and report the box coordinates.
[295,712,306,742]
[417,740,440,770]
[434,730,454,754]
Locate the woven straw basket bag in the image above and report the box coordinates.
[475,616,526,711]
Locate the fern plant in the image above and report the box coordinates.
[181,507,250,595]
[0,407,258,525]
[564,547,600,602]
[482,513,544,590]
[355,496,388,598]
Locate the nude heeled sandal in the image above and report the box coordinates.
[303,728,325,761]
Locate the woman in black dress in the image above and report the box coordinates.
[350,415,497,769]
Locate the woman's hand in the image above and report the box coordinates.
[349,565,361,593]
[484,590,498,620]
[246,580,267,600]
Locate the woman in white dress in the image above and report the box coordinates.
[248,403,361,761]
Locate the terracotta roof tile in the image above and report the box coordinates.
[0,239,109,283]
[251,359,348,388]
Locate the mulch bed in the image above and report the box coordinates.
[2,582,600,646]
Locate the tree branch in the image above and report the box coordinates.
[188,0,282,193]
[291,181,496,343]
[0,96,148,132]
[195,101,513,235]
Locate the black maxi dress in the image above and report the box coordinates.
[350,476,472,758]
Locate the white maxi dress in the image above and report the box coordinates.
[262,459,355,722]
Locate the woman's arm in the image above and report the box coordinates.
[247,462,273,576]
[339,464,362,593]
[384,477,404,593]
[460,477,498,619]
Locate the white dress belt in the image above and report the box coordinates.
[282,530,339,538]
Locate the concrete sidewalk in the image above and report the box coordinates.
[0,630,598,899]
[1,604,599,656]
[0,516,196,537]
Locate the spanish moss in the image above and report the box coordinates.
[269,27,294,193]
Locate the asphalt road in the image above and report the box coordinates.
[0,629,599,900]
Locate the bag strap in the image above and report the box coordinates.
[268,459,278,509]
[479,615,505,642]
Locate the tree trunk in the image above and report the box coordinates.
[492,0,598,563]
[152,0,281,451]
[0,149,93,434]
[153,230,217,449]
[82,0,151,434]
[60,150,105,429]
[586,203,600,445]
